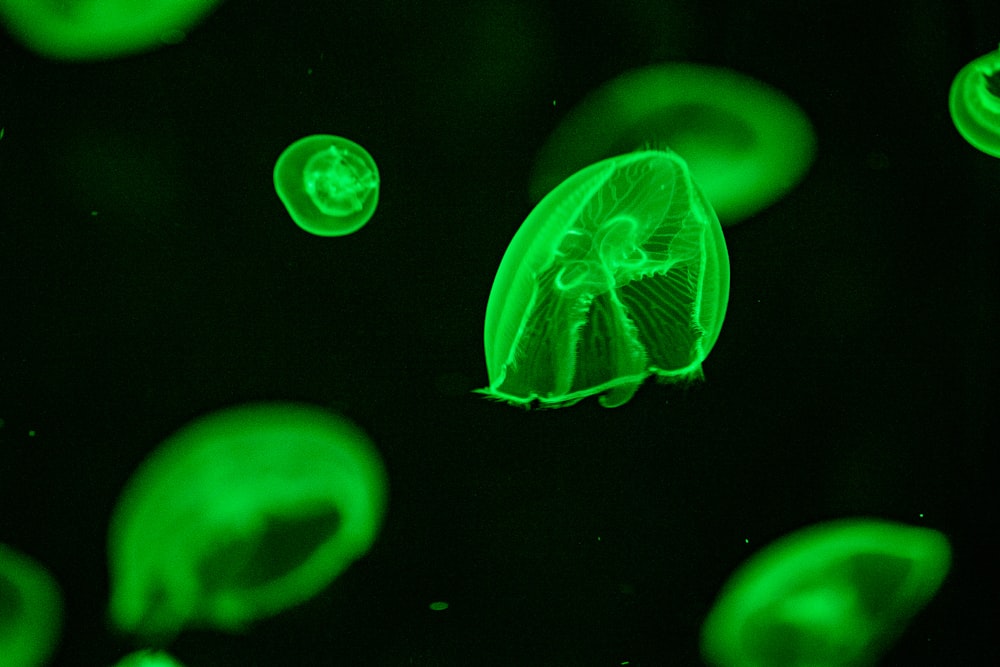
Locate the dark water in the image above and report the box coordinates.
[0,1,997,665]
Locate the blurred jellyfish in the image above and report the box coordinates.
[111,649,186,667]
[107,402,387,640]
[531,63,816,225]
[949,44,1000,158]
[0,0,222,60]
[480,149,729,408]
[0,544,63,667]
[700,518,951,667]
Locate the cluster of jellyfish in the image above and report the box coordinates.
[3,505,953,667]
[0,1,991,665]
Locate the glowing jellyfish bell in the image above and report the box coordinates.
[479,148,729,409]
[112,650,187,667]
[949,44,1000,158]
[107,402,388,641]
[273,135,381,237]
[531,63,817,226]
[0,0,222,60]
[700,518,952,667]
[0,544,63,667]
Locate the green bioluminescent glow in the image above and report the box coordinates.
[112,649,186,667]
[949,45,1000,158]
[107,402,388,640]
[479,149,729,409]
[700,519,951,667]
[0,544,63,667]
[0,0,221,60]
[274,135,381,237]
[531,63,816,226]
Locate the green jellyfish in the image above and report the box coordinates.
[111,650,186,667]
[480,149,729,409]
[0,0,221,60]
[949,45,1000,158]
[0,544,63,667]
[531,63,816,226]
[273,135,381,237]
[107,402,388,640]
[700,519,952,667]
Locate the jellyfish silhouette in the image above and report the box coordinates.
[531,63,816,225]
[700,518,951,667]
[107,402,388,640]
[0,544,63,667]
[949,45,1000,158]
[480,149,729,409]
[0,0,222,60]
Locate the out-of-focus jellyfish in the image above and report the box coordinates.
[112,649,186,667]
[700,518,951,667]
[531,63,816,225]
[0,544,63,667]
[0,0,221,60]
[107,402,388,640]
[273,135,381,237]
[949,45,1000,158]
[479,149,729,409]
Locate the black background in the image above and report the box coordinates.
[1,1,997,665]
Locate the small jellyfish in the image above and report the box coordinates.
[479,149,729,409]
[949,45,1000,158]
[531,63,816,225]
[0,544,63,667]
[700,519,952,667]
[273,135,381,237]
[107,402,388,640]
[0,0,221,60]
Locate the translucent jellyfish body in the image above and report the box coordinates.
[107,403,388,639]
[0,544,63,667]
[949,45,1000,158]
[273,135,381,237]
[531,63,816,225]
[0,0,221,60]
[480,149,729,409]
[700,519,951,667]
[112,649,187,667]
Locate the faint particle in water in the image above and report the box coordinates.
[700,518,951,667]
[273,135,380,237]
[0,544,63,667]
[107,402,388,640]
[949,44,1000,158]
[0,0,222,60]
[530,62,816,225]
[428,601,449,611]
[480,149,729,409]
